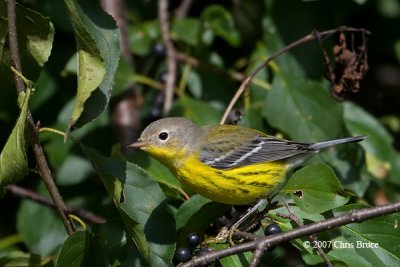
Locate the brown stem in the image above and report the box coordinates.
[5,185,106,224]
[158,0,177,114]
[7,0,74,235]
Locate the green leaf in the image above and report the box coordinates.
[17,183,68,256]
[324,236,374,267]
[201,5,240,46]
[283,163,350,213]
[187,70,203,99]
[56,154,92,185]
[263,72,343,141]
[344,102,400,183]
[172,18,201,46]
[81,145,175,266]
[128,24,153,56]
[0,1,54,90]
[0,251,53,267]
[0,90,30,189]
[56,231,108,267]
[64,0,120,131]
[170,96,223,125]
[214,243,252,267]
[333,204,400,266]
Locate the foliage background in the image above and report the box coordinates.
[1,0,400,266]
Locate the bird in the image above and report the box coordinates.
[128,117,364,234]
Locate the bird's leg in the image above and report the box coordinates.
[227,198,267,244]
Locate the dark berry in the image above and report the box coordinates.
[153,43,166,57]
[187,232,202,248]
[174,247,192,263]
[264,223,282,236]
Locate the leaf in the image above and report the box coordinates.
[0,90,30,190]
[214,243,252,267]
[201,5,240,46]
[128,24,153,56]
[17,183,68,256]
[0,0,54,90]
[343,102,400,183]
[64,0,120,131]
[56,230,108,267]
[172,18,201,46]
[263,72,343,141]
[82,145,175,266]
[170,96,223,125]
[0,251,53,267]
[283,163,350,213]
[333,204,400,266]
[56,154,92,185]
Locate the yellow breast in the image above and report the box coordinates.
[175,154,288,205]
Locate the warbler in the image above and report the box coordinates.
[128,117,364,206]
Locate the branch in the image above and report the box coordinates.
[158,0,177,114]
[7,0,74,235]
[219,26,371,124]
[175,0,194,18]
[100,0,134,69]
[5,185,106,224]
[181,200,400,267]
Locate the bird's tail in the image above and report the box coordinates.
[309,136,366,151]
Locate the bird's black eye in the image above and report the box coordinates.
[158,131,168,141]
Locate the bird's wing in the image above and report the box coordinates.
[200,135,314,170]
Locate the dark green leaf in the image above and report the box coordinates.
[17,184,67,256]
[56,231,108,267]
[263,72,343,141]
[344,102,400,183]
[283,163,350,213]
[201,5,240,46]
[172,18,201,46]
[0,91,30,189]
[82,145,175,266]
[64,0,120,131]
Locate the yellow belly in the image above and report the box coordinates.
[175,155,288,205]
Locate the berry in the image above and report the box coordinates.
[264,223,282,236]
[187,232,202,248]
[153,43,166,57]
[174,247,192,263]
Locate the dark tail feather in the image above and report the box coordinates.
[309,136,366,151]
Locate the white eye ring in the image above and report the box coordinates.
[158,131,169,141]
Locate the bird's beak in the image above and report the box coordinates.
[127,139,149,149]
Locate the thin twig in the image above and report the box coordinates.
[7,0,74,235]
[175,0,194,18]
[100,0,134,69]
[181,200,400,267]
[219,26,371,124]
[282,201,332,267]
[249,243,267,267]
[5,185,106,224]
[158,0,176,114]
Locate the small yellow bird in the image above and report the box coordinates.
[129,117,364,208]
